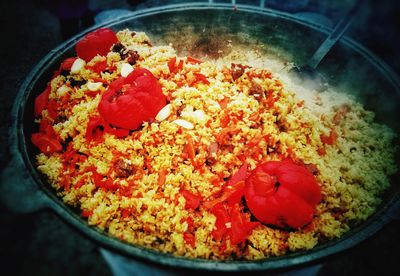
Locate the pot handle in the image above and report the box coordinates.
[0,156,51,213]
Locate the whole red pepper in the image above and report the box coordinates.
[75,28,118,62]
[98,68,166,130]
[244,160,321,229]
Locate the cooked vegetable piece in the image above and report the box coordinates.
[76,28,118,62]
[245,160,321,229]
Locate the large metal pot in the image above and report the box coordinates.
[6,3,400,271]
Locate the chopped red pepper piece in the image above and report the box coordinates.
[203,180,245,209]
[91,167,118,191]
[183,232,196,247]
[86,116,106,143]
[185,136,197,168]
[105,126,130,138]
[31,133,62,155]
[39,118,58,139]
[320,129,338,145]
[60,57,78,71]
[47,99,60,120]
[230,204,260,245]
[181,189,201,210]
[86,116,130,143]
[186,56,203,64]
[168,57,176,73]
[193,73,210,85]
[245,160,322,229]
[227,163,247,186]
[86,60,108,74]
[34,85,51,117]
[158,169,167,186]
[76,28,118,62]
[210,203,230,241]
[168,57,184,74]
[203,163,247,209]
[81,210,93,218]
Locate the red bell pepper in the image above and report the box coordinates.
[183,232,196,247]
[91,167,118,191]
[186,56,203,64]
[76,28,118,62]
[181,189,201,210]
[98,68,166,130]
[210,203,230,241]
[229,204,260,245]
[60,57,78,71]
[31,133,62,155]
[86,116,106,143]
[192,73,210,85]
[34,85,51,117]
[203,163,247,209]
[245,160,321,229]
[320,129,338,145]
[86,60,108,74]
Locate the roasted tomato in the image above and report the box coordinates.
[98,68,166,130]
[75,28,118,62]
[245,160,321,229]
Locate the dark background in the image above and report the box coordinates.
[1,0,399,275]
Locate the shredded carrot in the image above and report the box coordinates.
[321,129,338,145]
[247,136,262,147]
[185,136,197,168]
[158,169,168,186]
[81,210,93,218]
[218,97,230,109]
[186,56,203,64]
[203,180,245,209]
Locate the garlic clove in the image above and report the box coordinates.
[70,58,86,74]
[87,81,103,91]
[155,104,171,121]
[172,119,194,129]
[121,63,133,77]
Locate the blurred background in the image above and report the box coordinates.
[0,0,399,275]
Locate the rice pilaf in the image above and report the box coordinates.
[32,29,397,260]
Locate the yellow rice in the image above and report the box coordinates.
[34,29,397,260]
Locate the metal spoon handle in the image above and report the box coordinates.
[307,0,362,69]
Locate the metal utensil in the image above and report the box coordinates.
[290,0,362,90]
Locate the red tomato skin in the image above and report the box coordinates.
[76,28,118,62]
[245,160,321,229]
